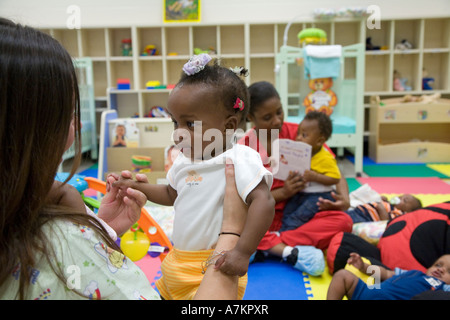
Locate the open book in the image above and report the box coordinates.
[349,184,382,208]
[271,139,312,181]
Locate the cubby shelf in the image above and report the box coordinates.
[40,17,449,121]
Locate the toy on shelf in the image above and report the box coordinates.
[144,106,169,118]
[313,6,369,20]
[194,47,216,55]
[395,39,413,51]
[401,92,441,104]
[146,80,166,89]
[121,38,132,56]
[117,78,131,90]
[366,37,381,50]
[422,68,434,90]
[303,77,337,116]
[141,44,158,56]
[132,155,152,173]
[393,70,411,91]
[297,28,327,46]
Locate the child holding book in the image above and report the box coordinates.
[280,111,341,231]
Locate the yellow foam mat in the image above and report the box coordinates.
[427,164,450,178]
[303,264,334,300]
[383,194,450,208]
[306,258,374,300]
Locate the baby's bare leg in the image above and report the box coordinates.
[327,269,360,300]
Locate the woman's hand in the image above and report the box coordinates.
[215,159,249,277]
[219,158,247,236]
[194,159,248,300]
[97,170,148,236]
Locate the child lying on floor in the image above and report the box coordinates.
[327,253,450,300]
[346,193,422,223]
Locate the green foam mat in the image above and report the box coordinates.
[362,164,447,178]
[346,178,362,192]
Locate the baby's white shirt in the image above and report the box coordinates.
[167,144,273,251]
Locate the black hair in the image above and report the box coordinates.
[303,111,333,141]
[177,59,249,124]
[412,197,423,211]
[0,17,118,299]
[247,81,280,116]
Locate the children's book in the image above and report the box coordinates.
[349,184,382,208]
[271,139,312,181]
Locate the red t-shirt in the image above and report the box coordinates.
[238,122,334,231]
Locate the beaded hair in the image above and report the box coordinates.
[179,54,250,124]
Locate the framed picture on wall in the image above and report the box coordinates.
[164,0,201,23]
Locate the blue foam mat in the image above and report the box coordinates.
[244,257,309,300]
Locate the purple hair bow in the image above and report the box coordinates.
[183,53,212,76]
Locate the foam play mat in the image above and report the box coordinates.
[244,257,310,300]
[356,177,450,194]
[362,164,448,178]
[74,160,450,300]
[426,164,450,178]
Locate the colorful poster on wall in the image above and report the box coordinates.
[111,120,139,148]
[164,0,201,23]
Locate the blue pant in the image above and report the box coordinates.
[345,207,374,223]
[280,191,334,232]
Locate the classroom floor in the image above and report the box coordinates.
[65,150,450,300]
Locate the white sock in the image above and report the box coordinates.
[282,246,294,259]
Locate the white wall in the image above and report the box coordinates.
[1,0,449,28]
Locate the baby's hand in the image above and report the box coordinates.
[347,253,365,271]
[112,176,139,190]
[215,249,249,277]
[302,169,317,183]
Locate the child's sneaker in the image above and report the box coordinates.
[286,245,325,276]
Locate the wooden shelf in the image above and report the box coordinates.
[40,17,449,120]
[369,97,450,163]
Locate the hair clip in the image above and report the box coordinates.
[233,98,244,111]
[183,53,212,76]
[230,66,249,77]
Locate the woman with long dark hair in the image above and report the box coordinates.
[0,18,246,300]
